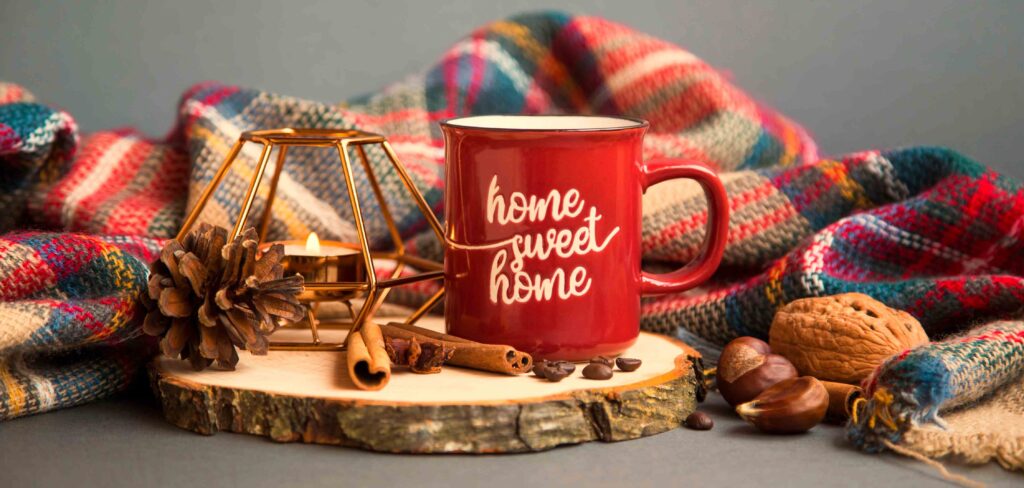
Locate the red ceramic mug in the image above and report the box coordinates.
[440,115,729,361]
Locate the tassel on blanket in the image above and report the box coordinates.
[848,320,1024,479]
[849,389,984,488]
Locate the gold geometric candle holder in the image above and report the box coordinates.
[176,128,445,351]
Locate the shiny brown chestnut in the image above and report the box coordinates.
[716,337,798,406]
[735,376,829,434]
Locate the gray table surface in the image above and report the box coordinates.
[1,381,1018,488]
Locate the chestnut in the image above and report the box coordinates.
[735,376,829,434]
[716,337,798,406]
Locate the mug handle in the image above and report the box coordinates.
[639,159,730,295]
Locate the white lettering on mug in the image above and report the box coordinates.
[487,175,584,224]
[485,175,618,305]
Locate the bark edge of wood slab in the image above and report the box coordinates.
[148,332,700,453]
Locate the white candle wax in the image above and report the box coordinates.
[282,244,359,257]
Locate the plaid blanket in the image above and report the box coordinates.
[1,12,1021,467]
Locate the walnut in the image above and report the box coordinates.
[768,293,929,384]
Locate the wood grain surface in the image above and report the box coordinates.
[150,316,701,453]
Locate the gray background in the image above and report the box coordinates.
[1,0,1022,178]
[1,1,1022,487]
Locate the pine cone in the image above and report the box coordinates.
[142,224,305,370]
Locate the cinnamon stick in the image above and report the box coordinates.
[345,322,391,390]
[386,322,473,343]
[380,322,533,375]
[821,380,862,422]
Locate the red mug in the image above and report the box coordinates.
[440,115,729,361]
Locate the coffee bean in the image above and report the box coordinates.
[615,357,642,372]
[555,361,576,375]
[533,361,552,378]
[684,411,713,431]
[544,369,569,382]
[582,362,613,380]
[590,356,614,367]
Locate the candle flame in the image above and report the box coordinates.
[305,232,321,255]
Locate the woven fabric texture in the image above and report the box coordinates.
[848,320,1024,470]
[0,233,161,419]
[899,372,1024,470]
[0,12,1021,468]
[0,84,78,233]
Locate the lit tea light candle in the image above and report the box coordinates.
[283,232,359,257]
[264,233,366,301]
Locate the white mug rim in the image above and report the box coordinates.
[442,114,648,132]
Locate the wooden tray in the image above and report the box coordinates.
[149,316,702,453]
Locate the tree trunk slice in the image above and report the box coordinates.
[149,316,701,453]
